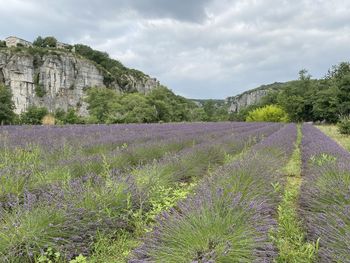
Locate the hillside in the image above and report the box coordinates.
[0,37,159,115]
[225,81,294,113]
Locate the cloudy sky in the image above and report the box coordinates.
[1,0,350,99]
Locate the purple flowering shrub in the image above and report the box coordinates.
[130,124,297,262]
[300,124,350,262]
[0,122,283,261]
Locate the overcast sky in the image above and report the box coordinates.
[1,0,350,99]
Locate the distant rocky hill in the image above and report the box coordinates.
[0,37,159,115]
[225,82,291,112]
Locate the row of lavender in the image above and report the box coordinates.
[300,124,350,262]
[0,122,281,261]
[130,124,297,262]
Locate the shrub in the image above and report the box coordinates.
[338,117,350,134]
[20,106,48,124]
[246,105,289,122]
[33,36,57,48]
[42,114,55,125]
[0,84,16,124]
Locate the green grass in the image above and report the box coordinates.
[273,125,319,262]
[148,204,256,263]
[317,125,350,151]
[0,207,67,262]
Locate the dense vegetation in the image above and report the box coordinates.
[0,85,15,125]
[246,105,289,122]
[235,63,350,123]
[0,85,228,125]
[33,36,59,48]
[85,86,206,124]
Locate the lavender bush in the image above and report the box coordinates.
[0,122,282,261]
[300,124,350,262]
[130,124,297,262]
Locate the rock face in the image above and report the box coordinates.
[226,89,270,113]
[0,49,159,115]
[226,82,287,113]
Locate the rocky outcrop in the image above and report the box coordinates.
[226,89,270,113]
[226,82,287,113]
[0,48,159,115]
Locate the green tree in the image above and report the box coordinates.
[116,93,157,123]
[86,87,120,123]
[337,74,350,116]
[65,108,83,124]
[33,36,44,47]
[20,106,48,124]
[246,105,289,122]
[33,36,57,48]
[0,84,15,125]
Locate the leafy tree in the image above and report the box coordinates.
[338,117,350,135]
[312,83,339,123]
[20,106,48,124]
[337,74,350,116]
[33,36,57,48]
[55,108,83,124]
[115,93,157,123]
[0,41,6,48]
[86,87,120,123]
[246,105,289,122]
[33,36,44,47]
[65,108,83,124]
[0,84,16,125]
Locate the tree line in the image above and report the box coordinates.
[0,85,230,125]
[231,62,350,123]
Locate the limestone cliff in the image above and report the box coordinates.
[226,82,288,112]
[0,48,159,115]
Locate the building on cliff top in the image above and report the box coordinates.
[5,36,33,48]
[5,36,70,49]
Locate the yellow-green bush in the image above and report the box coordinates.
[246,105,289,122]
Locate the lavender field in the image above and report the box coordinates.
[0,122,349,262]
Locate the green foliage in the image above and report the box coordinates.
[0,40,6,48]
[69,255,87,263]
[85,87,120,123]
[0,207,66,261]
[201,100,229,121]
[33,36,57,48]
[35,247,61,263]
[74,44,145,89]
[310,153,337,166]
[35,84,46,97]
[0,84,16,124]
[88,231,137,263]
[86,86,206,124]
[20,106,48,124]
[338,117,350,135]
[55,108,84,124]
[337,74,350,116]
[246,105,289,122]
[235,63,350,123]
